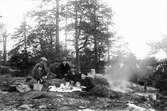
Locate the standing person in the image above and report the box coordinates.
[59,57,71,79]
[31,57,49,83]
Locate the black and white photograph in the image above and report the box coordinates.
[0,0,166,110]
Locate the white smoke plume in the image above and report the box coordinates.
[104,53,150,93]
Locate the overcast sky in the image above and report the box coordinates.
[104,0,167,59]
[0,0,166,59]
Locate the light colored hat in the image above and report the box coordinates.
[40,57,47,61]
[62,57,67,61]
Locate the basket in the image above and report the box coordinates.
[33,82,43,91]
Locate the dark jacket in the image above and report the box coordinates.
[67,72,81,83]
[80,77,94,92]
[59,63,71,78]
[49,62,60,77]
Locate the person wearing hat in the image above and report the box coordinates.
[67,66,81,84]
[49,59,60,78]
[59,57,71,79]
[31,57,49,83]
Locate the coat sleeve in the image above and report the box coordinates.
[31,63,39,77]
[43,62,49,76]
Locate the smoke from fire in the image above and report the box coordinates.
[104,53,153,93]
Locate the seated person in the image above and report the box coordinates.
[79,73,94,92]
[59,57,71,79]
[31,57,49,83]
[49,60,60,78]
[67,68,81,84]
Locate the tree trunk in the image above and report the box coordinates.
[75,0,80,72]
[2,32,7,65]
[107,45,110,63]
[23,19,27,53]
[93,0,98,73]
[56,0,59,57]
[50,32,53,51]
[65,10,68,50]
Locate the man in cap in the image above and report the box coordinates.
[31,57,49,83]
[59,57,71,79]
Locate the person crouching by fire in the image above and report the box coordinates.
[79,73,94,92]
[31,57,49,83]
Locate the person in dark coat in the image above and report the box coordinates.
[49,60,60,78]
[67,67,81,84]
[59,57,71,79]
[31,57,49,83]
[80,73,94,92]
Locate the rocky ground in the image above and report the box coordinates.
[0,74,160,111]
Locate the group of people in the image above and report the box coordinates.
[31,57,94,92]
